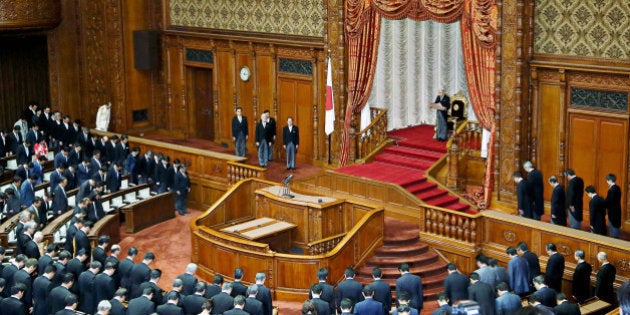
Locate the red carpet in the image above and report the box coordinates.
[336,125,471,213]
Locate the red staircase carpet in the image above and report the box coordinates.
[336,125,471,213]
[355,217,446,314]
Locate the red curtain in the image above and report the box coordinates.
[339,0,497,207]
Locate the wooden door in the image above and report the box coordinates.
[278,77,313,163]
[567,113,628,223]
[187,67,214,140]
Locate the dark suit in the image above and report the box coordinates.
[37,254,54,276]
[66,258,86,289]
[13,269,34,307]
[107,167,122,193]
[16,144,30,165]
[224,308,249,315]
[432,305,453,315]
[435,94,450,140]
[48,285,73,315]
[73,229,91,260]
[94,273,117,308]
[605,184,622,230]
[550,184,567,226]
[0,135,8,157]
[521,251,541,288]
[93,246,107,265]
[64,224,79,255]
[516,180,532,218]
[177,273,198,296]
[127,295,155,315]
[212,292,234,314]
[51,262,67,288]
[15,165,29,183]
[589,194,607,235]
[118,257,135,291]
[8,131,23,154]
[309,281,335,314]
[0,264,18,297]
[232,115,248,157]
[174,171,190,215]
[370,279,392,314]
[230,281,247,298]
[396,273,423,310]
[110,298,127,315]
[354,297,384,315]
[595,263,616,304]
[155,162,170,193]
[77,270,97,313]
[444,271,470,305]
[0,296,25,315]
[468,281,496,315]
[23,238,41,259]
[244,296,264,315]
[157,302,184,315]
[77,163,91,186]
[527,169,544,218]
[129,262,151,298]
[311,297,331,315]
[494,292,521,315]
[572,261,592,303]
[255,284,273,315]
[182,293,206,315]
[554,300,580,315]
[282,125,299,169]
[54,152,69,169]
[67,149,82,168]
[337,278,364,311]
[32,275,53,315]
[139,281,164,306]
[532,286,557,307]
[566,176,584,222]
[52,185,68,215]
[545,252,565,292]
[255,120,273,167]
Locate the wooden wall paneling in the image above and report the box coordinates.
[274,258,319,291]
[216,44,237,145]
[568,114,597,221]
[538,82,562,203]
[598,118,628,196]
[277,75,314,163]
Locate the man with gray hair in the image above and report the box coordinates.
[256,272,273,315]
[572,249,592,303]
[523,161,544,220]
[213,282,234,314]
[19,221,38,258]
[177,262,198,296]
[432,89,450,142]
[24,230,42,259]
[96,300,112,315]
[595,252,616,304]
[244,284,263,315]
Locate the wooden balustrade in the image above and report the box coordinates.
[446,121,484,192]
[191,178,385,301]
[356,107,391,163]
[306,232,346,255]
[424,208,478,243]
[227,161,267,186]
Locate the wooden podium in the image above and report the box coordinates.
[255,186,346,251]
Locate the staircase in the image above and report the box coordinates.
[355,218,447,313]
[337,125,471,213]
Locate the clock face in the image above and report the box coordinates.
[240,66,251,81]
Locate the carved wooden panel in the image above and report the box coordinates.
[0,0,61,30]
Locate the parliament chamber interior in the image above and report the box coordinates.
[0,0,629,314]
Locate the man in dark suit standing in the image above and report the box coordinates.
[119,247,138,292]
[370,268,392,314]
[354,285,384,315]
[224,295,250,315]
[177,263,199,296]
[13,258,38,309]
[517,241,540,292]
[548,176,567,226]
[263,110,276,162]
[565,169,584,229]
[309,268,335,313]
[244,284,264,315]
[255,113,273,168]
[93,235,110,266]
[77,261,102,314]
[107,163,123,193]
[129,252,155,299]
[586,185,607,235]
[48,273,75,315]
[337,267,364,312]
[0,129,9,157]
[605,174,622,238]
[16,140,31,166]
[513,172,532,218]
[213,282,235,314]
[8,125,23,155]
[310,284,331,315]
[109,288,128,315]
[127,286,156,315]
[230,267,247,298]
[282,117,299,170]
[467,272,495,315]
[255,272,273,315]
[0,283,27,315]
[495,282,521,315]
[182,282,207,315]
[174,164,191,216]
[544,243,565,293]
[444,263,470,305]
[73,221,92,260]
[33,264,56,315]
[532,275,557,308]
[232,107,248,157]
[554,293,580,315]
[396,263,422,311]
[572,249,592,303]
[156,291,184,315]
[524,161,544,220]
[139,269,165,306]
[595,252,616,304]
[52,177,69,217]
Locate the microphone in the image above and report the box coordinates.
[282,174,294,185]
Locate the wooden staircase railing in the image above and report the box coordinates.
[356,107,390,163]
[227,161,267,186]
[306,232,347,255]
[446,121,483,191]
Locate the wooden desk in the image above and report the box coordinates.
[580,299,611,315]
[89,214,121,248]
[121,192,175,233]
[221,217,297,252]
